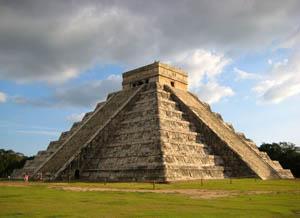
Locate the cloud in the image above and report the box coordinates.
[16,130,60,136]
[195,82,234,104]
[0,2,152,83]
[169,49,230,89]
[254,51,300,103]
[53,74,121,107]
[0,91,7,103]
[278,27,300,49]
[168,49,233,103]
[12,74,121,107]
[234,67,262,81]
[66,112,85,122]
[0,0,299,83]
[11,96,52,107]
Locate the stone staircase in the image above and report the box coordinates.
[156,86,225,181]
[12,106,97,178]
[81,83,226,182]
[165,86,294,179]
[23,86,142,180]
[81,84,165,182]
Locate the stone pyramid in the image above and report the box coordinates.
[14,62,294,181]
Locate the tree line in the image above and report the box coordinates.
[0,149,33,178]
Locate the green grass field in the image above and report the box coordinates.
[0,179,299,217]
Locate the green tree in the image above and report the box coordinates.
[259,142,300,177]
[0,149,32,177]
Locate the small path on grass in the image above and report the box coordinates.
[49,185,273,199]
[0,182,291,199]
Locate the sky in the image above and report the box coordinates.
[0,0,300,156]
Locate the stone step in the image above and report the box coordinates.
[132,97,156,107]
[107,139,160,148]
[84,165,165,172]
[123,107,187,121]
[58,122,84,141]
[162,141,206,148]
[119,116,195,132]
[113,128,199,143]
[119,119,158,130]
[47,141,61,151]
[139,89,171,99]
[160,129,200,143]
[90,153,164,162]
[37,150,47,156]
[70,122,81,131]
[124,104,187,120]
[92,143,162,159]
[165,165,224,171]
[95,101,106,110]
[113,130,160,142]
[160,117,196,132]
[276,169,294,179]
[127,94,180,111]
[120,116,159,124]
[58,131,70,141]
[165,166,225,180]
[162,143,210,156]
[123,108,158,120]
[34,152,52,161]
[164,154,224,166]
[82,111,93,121]
[89,156,165,170]
[159,108,189,121]
[157,98,181,111]
[248,149,285,171]
[271,160,283,170]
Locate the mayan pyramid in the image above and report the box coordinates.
[13,62,294,181]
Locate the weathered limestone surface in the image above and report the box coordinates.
[164,86,293,179]
[14,62,294,181]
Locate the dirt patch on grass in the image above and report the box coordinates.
[0,182,288,199]
[0,182,30,187]
[49,185,273,199]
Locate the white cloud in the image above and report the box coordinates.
[0,91,7,103]
[170,49,230,90]
[268,59,273,65]
[195,82,234,104]
[16,130,60,136]
[168,49,233,103]
[66,113,85,122]
[234,67,261,81]
[254,51,300,103]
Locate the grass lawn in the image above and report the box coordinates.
[0,179,299,217]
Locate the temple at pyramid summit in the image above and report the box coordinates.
[13,62,294,181]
